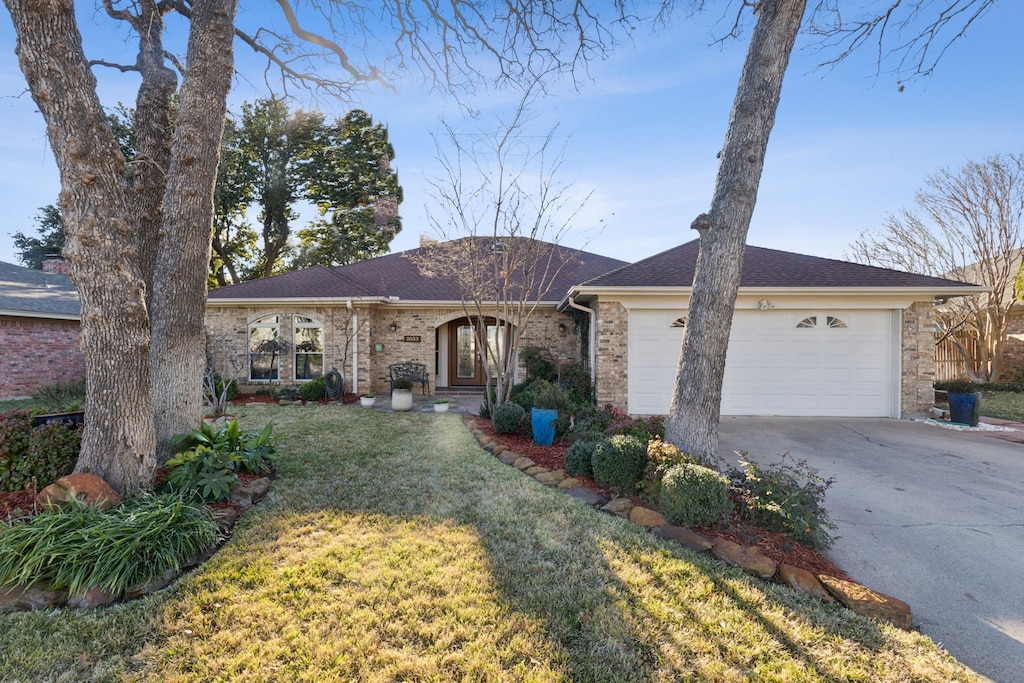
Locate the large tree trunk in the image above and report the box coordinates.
[6,0,156,494]
[129,1,178,311]
[664,0,806,466]
[151,0,238,461]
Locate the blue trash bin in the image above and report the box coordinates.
[947,392,979,426]
[531,408,558,446]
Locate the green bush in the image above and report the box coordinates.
[642,439,697,502]
[520,347,557,382]
[0,492,218,597]
[31,377,86,413]
[559,363,593,405]
[214,376,238,401]
[659,463,733,527]
[591,435,648,493]
[166,419,277,502]
[733,455,837,550]
[492,402,526,435]
[934,379,978,393]
[565,439,597,477]
[568,404,618,443]
[392,377,413,390]
[299,376,327,401]
[0,410,82,492]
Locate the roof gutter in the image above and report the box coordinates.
[566,293,596,387]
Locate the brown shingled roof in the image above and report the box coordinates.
[582,240,979,289]
[208,239,629,301]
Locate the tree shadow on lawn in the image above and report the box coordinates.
[141,407,966,682]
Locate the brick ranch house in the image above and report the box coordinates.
[0,257,84,399]
[206,238,981,418]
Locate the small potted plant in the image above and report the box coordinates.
[360,393,376,407]
[433,398,450,413]
[391,378,414,412]
[941,379,981,426]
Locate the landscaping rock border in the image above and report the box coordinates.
[464,416,914,631]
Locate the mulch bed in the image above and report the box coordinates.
[470,418,852,583]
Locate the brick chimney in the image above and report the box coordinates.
[41,251,70,275]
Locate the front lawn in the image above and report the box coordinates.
[978,390,1024,421]
[0,405,974,682]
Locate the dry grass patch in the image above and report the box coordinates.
[1,404,977,682]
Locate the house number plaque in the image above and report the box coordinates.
[403,335,421,343]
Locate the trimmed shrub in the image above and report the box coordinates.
[591,435,648,493]
[565,439,597,477]
[659,463,732,528]
[733,456,837,550]
[299,376,327,401]
[492,402,526,435]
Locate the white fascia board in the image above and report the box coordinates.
[0,309,80,321]
[385,299,561,308]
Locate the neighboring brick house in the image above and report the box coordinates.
[0,257,84,399]
[206,237,980,417]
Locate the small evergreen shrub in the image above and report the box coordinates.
[591,435,648,493]
[733,455,837,550]
[492,402,526,435]
[641,439,697,502]
[565,439,597,477]
[659,463,732,527]
[214,376,238,401]
[520,347,557,382]
[392,377,413,391]
[299,376,327,401]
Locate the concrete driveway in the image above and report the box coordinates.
[717,417,1024,683]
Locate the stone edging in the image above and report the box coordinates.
[465,416,913,631]
[0,476,272,612]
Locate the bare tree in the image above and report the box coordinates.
[410,95,591,415]
[848,154,1024,383]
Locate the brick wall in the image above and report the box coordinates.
[901,302,935,417]
[205,303,580,396]
[593,301,628,410]
[0,316,84,399]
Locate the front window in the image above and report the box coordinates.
[249,316,281,381]
[294,316,324,381]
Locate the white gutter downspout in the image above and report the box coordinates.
[347,300,358,394]
[567,294,597,387]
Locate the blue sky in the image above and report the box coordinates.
[0,3,1021,267]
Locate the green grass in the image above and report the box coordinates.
[978,390,1024,421]
[0,405,975,682]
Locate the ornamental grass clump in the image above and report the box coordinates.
[591,435,647,493]
[0,492,218,597]
[659,463,733,527]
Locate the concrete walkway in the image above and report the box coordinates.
[717,417,1024,683]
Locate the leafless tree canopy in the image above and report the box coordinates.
[848,154,1024,382]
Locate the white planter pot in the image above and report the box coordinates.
[360,397,376,407]
[433,403,450,413]
[391,389,414,412]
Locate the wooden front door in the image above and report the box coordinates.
[447,318,507,386]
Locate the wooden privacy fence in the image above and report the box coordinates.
[934,334,979,382]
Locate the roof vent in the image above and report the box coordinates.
[490,242,506,254]
[419,234,437,247]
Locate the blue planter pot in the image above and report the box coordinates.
[531,408,558,446]
[947,392,980,426]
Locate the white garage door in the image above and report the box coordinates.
[628,309,897,417]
